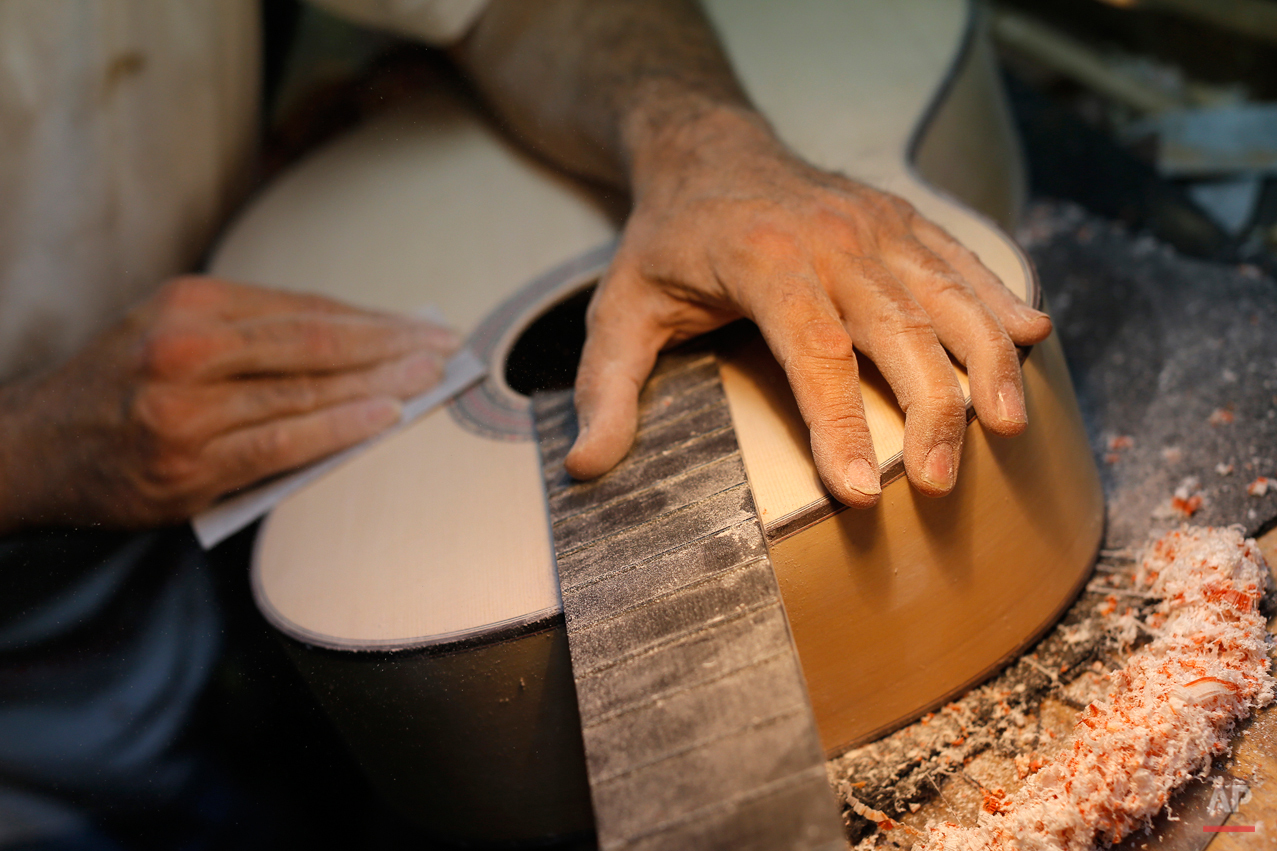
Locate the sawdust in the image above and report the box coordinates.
[829,529,1276,850]
[1011,203,1277,546]
[830,546,1156,848]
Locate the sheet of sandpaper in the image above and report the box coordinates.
[532,347,845,851]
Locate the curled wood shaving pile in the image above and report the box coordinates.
[917,526,1274,850]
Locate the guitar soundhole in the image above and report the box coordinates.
[504,285,594,396]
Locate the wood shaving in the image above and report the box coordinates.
[915,527,1274,850]
[1153,477,1207,520]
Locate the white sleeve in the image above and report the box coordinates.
[305,0,490,46]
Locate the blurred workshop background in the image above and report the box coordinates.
[991,0,1277,270]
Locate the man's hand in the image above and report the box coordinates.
[565,109,1051,506]
[457,0,1050,505]
[0,276,458,533]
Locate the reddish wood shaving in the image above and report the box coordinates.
[1171,494,1202,516]
[918,527,1275,851]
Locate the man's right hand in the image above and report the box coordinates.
[0,276,458,533]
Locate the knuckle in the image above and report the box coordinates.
[924,270,970,301]
[818,405,870,433]
[916,252,955,279]
[887,196,916,220]
[860,192,913,225]
[917,384,967,419]
[583,286,621,332]
[129,390,207,492]
[874,298,933,337]
[247,426,292,466]
[811,206,860,246]
[794,319,855,364]
[978,324,1018,359]
[131,385,188,436]
[276,377,321,412]
[137,329,178,378]
[900,242,960,284]
[139,446,201,494]
[153,276,221,314]
[741,221,803,261]
[300,324,343,367]
[137,325,216,379]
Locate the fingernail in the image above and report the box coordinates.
[401,351,443,384]
[845,458,881,497]
[923,443,955,490]
[431,329,463,352]
[363,397,403,427]
[413,322,462,351]
[1016,303,1048,324]
[997,381,1027,425]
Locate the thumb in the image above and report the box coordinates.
[564,274,668,480]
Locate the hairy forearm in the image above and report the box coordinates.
[453,0,762,192]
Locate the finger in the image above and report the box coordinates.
[158,276,423,324]
[908,216,1051,345]
[204,396,403,493]
[829,257,966,496]
[882,236,1028,437]
[150,313,456,381]
[565,271,670,480]
[750,274,881,507]
[135,349,446,446]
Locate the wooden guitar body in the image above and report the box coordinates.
[210,1,1103,844]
